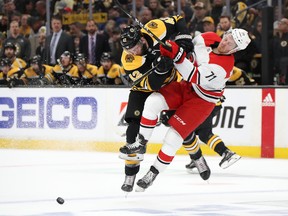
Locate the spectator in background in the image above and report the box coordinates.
[19,14,33,39]
[35,0,47,23]
[216,15,232,37]
[0,14,8,33]
[273,18,288,85]
[10,11,22,24]
[109,27,123,65]
[131,0,148,18]
[2,20,31,62]
[188,1,208,36]
[0,32,5,54]
[139,8,153,25]
[79,19,111,67]
[35,26,46,61]
[147,0,164,19]
[3,0,18,22]
[178,0,194,24]
[161,0,176,16]
[107,6,128,27]
[103,19,116,40]
[251,19,262,53]
[210,0,225,25]
[43,15,75,65]
[69,22,86,56]
[21,0,38,16]
[202,16,215,33]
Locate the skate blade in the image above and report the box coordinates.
[221,155,241,169]
[135,186,145,192]
[119,153,144,161]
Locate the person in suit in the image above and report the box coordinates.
[79,19,110,67]
[43,15,74,65]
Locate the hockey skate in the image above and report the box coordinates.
[121,175,136,192]
[119,134,147,161]
[219,149,241,169]
[194,156,211,180]
[185,159,197,174]
[135,166,159,192]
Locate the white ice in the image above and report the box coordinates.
[0,149,288,216]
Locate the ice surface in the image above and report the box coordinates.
[0,149,288,216]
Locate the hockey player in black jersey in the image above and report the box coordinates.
[118,15,194,193]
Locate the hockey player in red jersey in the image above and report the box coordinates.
[119,28,251,191]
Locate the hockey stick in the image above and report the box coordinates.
[114,0,165,46]
[233,0,266,21]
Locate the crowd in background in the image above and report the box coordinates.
[0,0,288,86]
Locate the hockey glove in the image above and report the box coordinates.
[160,40,186,64]
[152,56,174,75]
[175,34,194,53]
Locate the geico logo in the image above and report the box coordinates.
[213,106,246,129]
[0,97,97,129]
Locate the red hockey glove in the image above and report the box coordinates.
[160,40,186,64]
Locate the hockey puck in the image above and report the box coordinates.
[56,197,65,204]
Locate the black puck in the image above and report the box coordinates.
[56,197,65,204]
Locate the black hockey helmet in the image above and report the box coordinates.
[120,25,142,49]
[31,55,42,64]
[61,51,72,58]
[75,53,86,63]
[0,58,12,67]
[4,42,16,51]
[100,52,113,62]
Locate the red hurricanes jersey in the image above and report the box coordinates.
[176,32,234,103]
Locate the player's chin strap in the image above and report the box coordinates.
[119,152,144,161]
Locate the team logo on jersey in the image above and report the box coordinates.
[125,54,134,63]
[134,110,141,117]
[281,40,287,47]
[148,22,158,29]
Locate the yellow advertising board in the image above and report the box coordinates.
[62,13,108,25]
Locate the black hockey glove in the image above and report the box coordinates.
[152,56,174,75]
[175,34,194,53]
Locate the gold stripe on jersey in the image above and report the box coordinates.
[125,158,141,165]
[207,135,222,150]
[183,136,200,154]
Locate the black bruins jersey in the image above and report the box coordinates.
[121,16,187,92]
[21,64,53,85]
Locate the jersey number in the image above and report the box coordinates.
[205,71,217,81]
